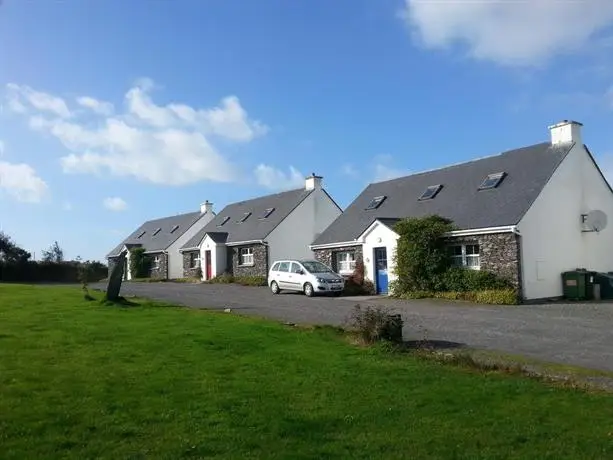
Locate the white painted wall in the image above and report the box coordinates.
[166,211,215,279]
[518,143,613,299]
[267,187,342,265]
[199,234,227,280]
[358,221,400,290]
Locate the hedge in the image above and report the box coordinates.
[0,261,107,283]
[398,289,519,305]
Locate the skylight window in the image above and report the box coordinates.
[237,212,252,223]
[260,208,275,219]
[152,228,161,236]
[479,172,506,190]
[365,196,386,210]
[137,231,146,239]
[418,184,443,201]
[217,216,230,227]
[170,225,179,233]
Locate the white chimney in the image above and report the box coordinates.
[200,200,213,214]
[305,173,323,191]
[548,120,583,146]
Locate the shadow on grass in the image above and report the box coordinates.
[402,339,466,350]
[99,296,140,307]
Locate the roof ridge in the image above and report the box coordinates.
[369,141,550,186]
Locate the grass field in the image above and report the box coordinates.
[1,284,613,459]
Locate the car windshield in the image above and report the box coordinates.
[301,261,333,274]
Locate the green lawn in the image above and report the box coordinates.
[1,285,613,459]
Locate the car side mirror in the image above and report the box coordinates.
[298,269,304,275]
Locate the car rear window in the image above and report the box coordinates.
[278,262,289,272]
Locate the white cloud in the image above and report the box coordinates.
[400,0,613,66]
[6,83,71,117]
[103,196,128,211]
[372,154,407,182]
[254,164,304,191]
[77,96,114,116]
[5,79,268,186]
[0,161,48,203]
[341,163,359,178]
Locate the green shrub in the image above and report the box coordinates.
[442,268,512,292]
[392,215,455,293]
[207,273,235,284]
[399,289,518,305]
[348,304,403,344]
[343,259,376,295]
[235,276,268,286]
[129,248,151,279]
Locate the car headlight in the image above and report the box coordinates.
[317,277,326,283]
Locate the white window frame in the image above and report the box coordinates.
[190,252,201,269]
[240,247,254,266]
[152,255,161,269]
[335,251,356,274]
[449,244,480,270]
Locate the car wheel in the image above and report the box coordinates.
[303,282,314,297]
[270,281,280,294]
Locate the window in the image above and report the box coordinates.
[277,262,290,272]
[152,255,161,269]
[271,262,280,271]
[448,244,480,269]
[170,225,179,233]
[237,212,252,223]
[189,252,200,269]
[259,208,275,219]
[479,172,506,190]
[240,247,254,265]
[418,184,443,200]
[335,251,356,274]
[137,231,146,239]
[290,262,303,273]
[365,195,386,210]
[152,228,161,236]
[217,216,230,227]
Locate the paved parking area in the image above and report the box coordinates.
[92,281,613,372]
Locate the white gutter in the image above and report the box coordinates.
[444,225,520,237]
[309,240,360,250]
[225,239,267,247]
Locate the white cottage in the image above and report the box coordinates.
[311,121,613,301]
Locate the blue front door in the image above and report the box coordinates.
[374,247,388,294]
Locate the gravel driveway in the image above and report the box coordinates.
[92,281,613,372]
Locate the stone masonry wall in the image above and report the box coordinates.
[229,243,268,278]
[148,252,168,280]
[446,232,522,292]
[182,250,201,278]
[313,245,363,274]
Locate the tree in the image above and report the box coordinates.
[0,232,31,263]
[41,241,64,263]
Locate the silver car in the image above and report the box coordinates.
[268,259,345,297]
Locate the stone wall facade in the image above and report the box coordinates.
[182,250,201,278]
[229,243,268,278]
[148,252,168,280]
[446,232,522,292]
[313,245,363,275]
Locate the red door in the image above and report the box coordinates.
[205,250,212,280]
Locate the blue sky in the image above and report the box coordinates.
[2,0,613,262]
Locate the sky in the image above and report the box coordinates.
[2,0,613,262]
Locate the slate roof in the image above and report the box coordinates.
[181,188,313,249]
[107,211,205,258]
[312,141,574,246]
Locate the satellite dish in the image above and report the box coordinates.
[584,210,608,232]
